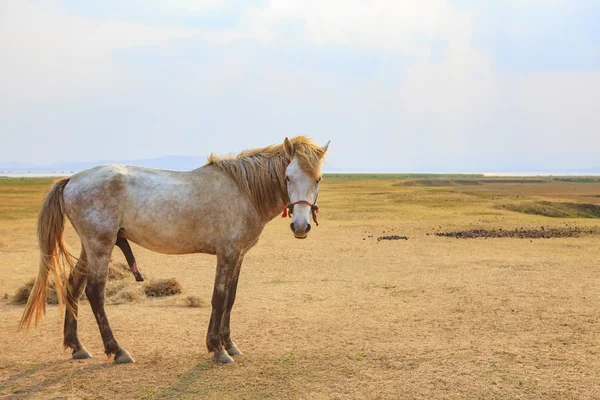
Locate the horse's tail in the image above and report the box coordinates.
[20,178,76,330]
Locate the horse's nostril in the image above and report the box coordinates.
[305,224,311,233]
[290,222,295,232]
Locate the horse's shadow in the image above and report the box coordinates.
[0,359,111,399]
[154,360,215,400]
[2,358,216,399]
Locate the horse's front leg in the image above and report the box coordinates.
[220,255,244,357]
[206,251,241,363]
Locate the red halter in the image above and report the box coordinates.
[282,200,320,226]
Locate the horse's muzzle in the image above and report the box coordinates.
[290,222,311,239]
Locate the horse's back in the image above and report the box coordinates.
[65,164,196,202]
[62,164,261,255]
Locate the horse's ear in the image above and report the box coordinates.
[322,140,330,154]
[283,137,295,158]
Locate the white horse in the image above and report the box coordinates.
[20,136,329,364]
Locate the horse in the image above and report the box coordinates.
[19,136,329,364]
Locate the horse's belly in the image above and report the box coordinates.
[121,227,216,255]
[120,201,217,255]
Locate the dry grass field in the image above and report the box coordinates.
[2,175,600,399]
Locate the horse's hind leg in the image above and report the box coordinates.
[115,234,144,282]
[85,241,134,364]
[63,247,92,359]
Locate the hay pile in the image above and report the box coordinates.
[185,295,206,308]
[103,262,145,304]
[10,262,203,306]
[11,278,59,305]
[143,278,183,297]
[107,262,131,280]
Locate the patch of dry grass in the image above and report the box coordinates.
[2,176,600,399]
[107,261,131,280]
[143,278,183,297]
[11,261,142,305]
[503,201,600,218]
[108,285,144,305]
[184,295,206,308]
[10,278,59,305]
[0,178,57,221]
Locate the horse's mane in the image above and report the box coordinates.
[206,136,326,219]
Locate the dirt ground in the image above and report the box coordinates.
[1,176,600,399]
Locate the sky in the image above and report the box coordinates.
[0,0,599,172]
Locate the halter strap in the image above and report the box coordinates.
[282,200,320,226]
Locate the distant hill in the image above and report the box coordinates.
[1,156,599,175]
[0,156,352,174]
[0,157,389,174]
[0,156,208,173]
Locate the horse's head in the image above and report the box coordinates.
[283,137,330,239]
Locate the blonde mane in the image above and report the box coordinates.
[206,136,326,219]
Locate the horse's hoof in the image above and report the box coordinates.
[226,344,243,356]
[114,349,135,364]
[72,346,93,360]
[213,352,235,363]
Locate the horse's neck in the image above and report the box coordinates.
[259,174,289,223]
[202,158,289,223]
[257,160,289,223]
[263,198,288,223]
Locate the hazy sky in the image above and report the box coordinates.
[1,0,599,171]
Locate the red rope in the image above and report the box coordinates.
[312,206,319,226]
[282,200,319,226]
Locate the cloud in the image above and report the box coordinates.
[0,0,598,171]
[0,0,197,110]
[167,0,228,13]
[237,0,467,60]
